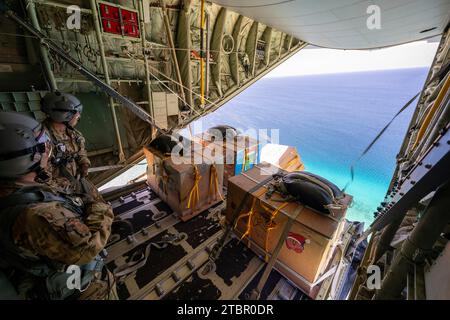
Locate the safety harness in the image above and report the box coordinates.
[46,123,84,185]
[0,186,103,300]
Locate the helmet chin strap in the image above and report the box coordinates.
[65,112,79,130]
[64,121,74,131]
[34,165,50,182]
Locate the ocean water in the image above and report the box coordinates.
[184,67,430,227]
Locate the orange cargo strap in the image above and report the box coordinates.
[187,165,201,209]
[209,163,224,202]
[260,202,290,262]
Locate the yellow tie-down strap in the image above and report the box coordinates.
[234,197,258,243]
[209,163,224,202]
[187,165,202,210]
[260,202,290,262]
[233,187,290,261]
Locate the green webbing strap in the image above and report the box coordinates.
[46,123,83,192]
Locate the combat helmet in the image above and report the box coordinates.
[41,91,83,123]
[0,112,50,178]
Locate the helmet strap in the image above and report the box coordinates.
[34,165,50,182]
[65,122,74,131]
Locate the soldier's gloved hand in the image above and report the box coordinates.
[80,163,89,177]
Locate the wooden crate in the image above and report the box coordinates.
[260,143,305,173]
[144,143,224,221]
[225,163,351,297]
[194,134,261,187]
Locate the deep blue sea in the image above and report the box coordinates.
[185,67,429,227]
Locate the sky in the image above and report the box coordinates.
[265,39,440,77]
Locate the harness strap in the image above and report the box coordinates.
[0,187,73,212]
[47,125,82,180]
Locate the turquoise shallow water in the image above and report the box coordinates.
[183,68,430,228]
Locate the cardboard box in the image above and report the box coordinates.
[260,143,305,173]
[144,143,224,221]
[225,163,351,297]
[194,134,261,187]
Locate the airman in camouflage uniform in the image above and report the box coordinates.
[0,112,115,300]
[40,92,95,196]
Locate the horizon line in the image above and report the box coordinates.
[264,65,430,79]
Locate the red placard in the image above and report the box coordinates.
[101,19,121,35]
[123,23,140,38]
[99,3,139,38]
[99,3,119,20]
[121,9,138,24]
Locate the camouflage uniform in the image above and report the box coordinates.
[43,119,91,194]
[0,180,115,300]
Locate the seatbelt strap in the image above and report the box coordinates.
[0,187,70,211]
[250,205,304,300]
